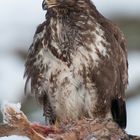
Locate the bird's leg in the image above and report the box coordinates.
[43,94,56,126]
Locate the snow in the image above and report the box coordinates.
[0,136,29,140]
[0,102,29,140]
[0,0,140,139]
[1,102,21,123]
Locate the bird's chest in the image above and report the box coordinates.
[40,46,87,89]
[37,43,98,99]
[36,17,110,90]
[48,16,109,66]
[33,18,110,119]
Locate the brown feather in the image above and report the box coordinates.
[24,0,128,126]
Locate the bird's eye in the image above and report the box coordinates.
[42,0,47,10]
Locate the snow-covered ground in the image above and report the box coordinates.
[0,136,29,140]
[0,0,140,139]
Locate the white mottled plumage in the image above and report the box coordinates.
[25,0,128,128]
[30,21,109,120]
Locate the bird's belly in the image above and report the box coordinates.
[48,73,97,121]
[41,37,111,120]
[47,68,85,120]
[43,50,98,121]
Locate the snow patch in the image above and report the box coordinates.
[1,101,21,123]
[0,136,29,140]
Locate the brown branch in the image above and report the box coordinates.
[0,123,46,140]
[0,103,47,140]
[0,124,17,137]
[0,103,140,140]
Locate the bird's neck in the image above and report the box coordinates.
[45,1,97,19]
[43,1,100,66]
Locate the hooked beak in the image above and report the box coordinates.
[42,0,47,10]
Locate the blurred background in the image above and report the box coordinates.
[0,0,140,139]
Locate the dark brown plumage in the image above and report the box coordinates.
[24,0,128,128]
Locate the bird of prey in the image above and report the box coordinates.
[24,0,128,128]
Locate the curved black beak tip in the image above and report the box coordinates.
[42,0,47,10]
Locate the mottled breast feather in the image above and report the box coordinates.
[24,0,128,128]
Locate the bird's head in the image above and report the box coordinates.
[42,0,81,10]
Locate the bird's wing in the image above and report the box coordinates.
[91,15,128,128]
[24,21,47,94]
[108,21,128,129]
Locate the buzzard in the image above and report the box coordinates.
[24,0,128,128]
